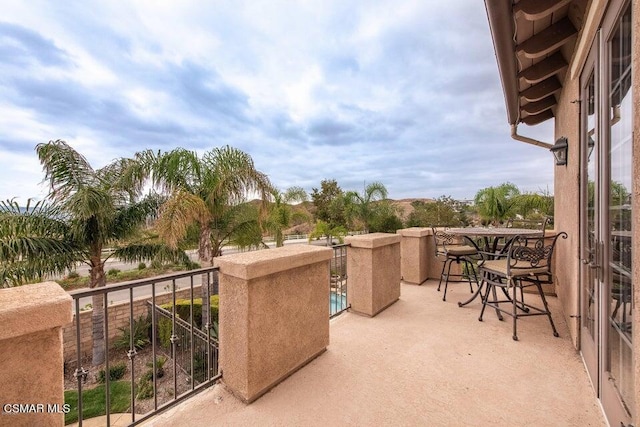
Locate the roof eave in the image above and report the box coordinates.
[484,0,520,126]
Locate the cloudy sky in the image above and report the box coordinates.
[0,0,555,202]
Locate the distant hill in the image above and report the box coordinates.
[251,197,436,231]
[391,198,435,221]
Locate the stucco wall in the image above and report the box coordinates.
[216,245,332,403]
[0,282,72,427]
[397,227,431,285]
[553,71,581,348]
[345,233,401,316]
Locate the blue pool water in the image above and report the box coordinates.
[330,292,347,315]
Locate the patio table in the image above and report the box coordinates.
[446,227,544,317]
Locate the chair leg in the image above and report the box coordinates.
[442,259,454,301]
[512,282,518,341]
[463,259,475,293]
[536,282,559,337]
[491,283,503,321]
[479,282,491,321]
[437,258,448,291]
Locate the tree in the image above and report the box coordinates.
[264,187,308,247]
[149,146,272,327]
[367,200,404,233]
[308,220,347,246]
[344,182,388,233]
[474,182,520,226]
[513,190,554,219]
[310,179,347,228]
[406,196,467,227]
[0,140,186,365]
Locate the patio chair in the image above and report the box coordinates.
[432,227,479,302]
[477,232,568,340]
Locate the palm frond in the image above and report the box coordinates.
[97,152,157,202]
[204,145,273,206]
[36,140,97,201]
[156,191,211,249]
[283,186,308,204]
[152,148,201,194]
[212,202,264,250]
[0,199,83,287]
[110,193,164,241]
[112,243,189,265]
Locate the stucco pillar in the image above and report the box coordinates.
[215,245,333,403]
[396,227,432,285]
[0,282,73,427]
[345,233,401,317]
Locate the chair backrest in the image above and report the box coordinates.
[432,227,451,256]
[431,227,472,257]
[507,232,568,276]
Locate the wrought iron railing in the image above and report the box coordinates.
[330,244,350,318]
[148,302,218,384]
[67,267,221,426]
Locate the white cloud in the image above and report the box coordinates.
[0,0,556,202]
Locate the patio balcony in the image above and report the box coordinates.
[1,231,607,426]
[146,280,604,426]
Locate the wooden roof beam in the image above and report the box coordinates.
[514,0,573,21]
[516,18,577,59]
[520,110,555,125]
[518,52,568,84]
[521,96,557,116]
[520,76,562,102]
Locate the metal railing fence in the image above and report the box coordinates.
[68,267,221,427]
[330,244,350,318]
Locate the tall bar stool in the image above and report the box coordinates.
[431,227,479,301]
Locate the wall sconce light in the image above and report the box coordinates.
[550,137,568,166]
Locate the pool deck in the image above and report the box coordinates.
[144,280,606,426]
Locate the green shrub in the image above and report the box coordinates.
[185,261,201,270]
[138,262,147,270]
[96,362,127,384]
[113,315,151,350]
[67,271,80,279]
[107,268,121,276]
[136,377,154,400]
[191,352,207,384]
[150,259,163,269]
[143,356,167,381]
[158,317,173,348]
[160,296,219,329]
[157,296,219,347]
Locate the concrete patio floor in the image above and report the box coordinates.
[145,280,606,426]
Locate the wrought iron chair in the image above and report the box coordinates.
[477,232,567,340]
[431,227,479,302]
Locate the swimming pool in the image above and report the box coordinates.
[330,292,347,316]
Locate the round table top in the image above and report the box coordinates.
[445,227,544,237]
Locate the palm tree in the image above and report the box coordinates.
[474,182,520,226]
[149,146,273,327]
[0,140,186,365]
[264,187,308,247]
[345,182,388,232]
[513,191,554,219]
